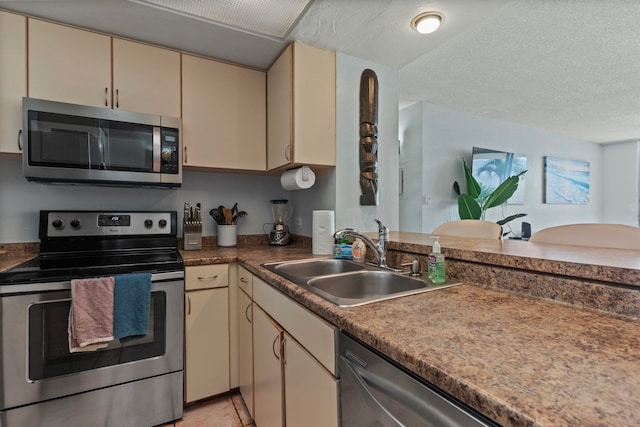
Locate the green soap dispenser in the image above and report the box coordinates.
[428,237,446,284]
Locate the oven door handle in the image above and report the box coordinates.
[1,271,184,295]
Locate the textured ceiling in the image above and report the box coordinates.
[2,0,640,143]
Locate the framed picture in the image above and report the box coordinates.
[544,156,590,204]
[472,147,527,205]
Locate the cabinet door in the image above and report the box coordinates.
[284,333,339,427]
[292,42,336,167]
[182,54,266,171]
[253,305,284,427]
[28,18,111,108]
[112,38,180,117]
[238,289,254,418]
[0,11,26,154]
[266,44,292,170]
[184,288,230,403]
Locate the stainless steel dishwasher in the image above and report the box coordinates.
[339,332,499,427]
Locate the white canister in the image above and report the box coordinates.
[217,225,237,247]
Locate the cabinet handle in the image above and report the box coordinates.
[244,303,252,324]
[272,335,280,360]
[187,295,191,315]
[240,277,248,283]
[197,275,218,281]
[116,88,119,108]
[284,144,290,161]
[184,146,188,164]
[17,129,22,151]
[104,87,108,107]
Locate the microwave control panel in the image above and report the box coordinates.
[161,128,179,174]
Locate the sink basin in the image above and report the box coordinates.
[307,270,428,307]
[263,258,463,307]
[264,258,365,280]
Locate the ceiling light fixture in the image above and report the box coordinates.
[411,12,443,34]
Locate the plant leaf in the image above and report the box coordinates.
[483,170,527,210]
[496,213,528,226]
[463,160,481,199]
[458,194,482,219]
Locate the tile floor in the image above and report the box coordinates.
[162,392,254,427]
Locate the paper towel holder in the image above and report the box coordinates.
[280,165,315,191]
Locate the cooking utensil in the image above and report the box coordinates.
[223,208,233,225]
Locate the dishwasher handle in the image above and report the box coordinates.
[341,354,405,427]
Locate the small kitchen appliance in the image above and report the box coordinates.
[268,199,292,246]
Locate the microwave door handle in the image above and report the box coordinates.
[153,127,161,172]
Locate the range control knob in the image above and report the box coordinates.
[158,219,168,228]
[144,219,153,229]
[70,219,81,229]
[52,219,64,229]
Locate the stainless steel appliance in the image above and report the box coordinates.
[340,332,499,427]
[23,97,182,187]
[268,199,292,245]
[0,211,184,427]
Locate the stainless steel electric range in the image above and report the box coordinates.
[0,210,184,427]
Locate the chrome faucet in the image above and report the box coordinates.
[335,219,398,271]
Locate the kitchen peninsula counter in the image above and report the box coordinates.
[4,236,640,426]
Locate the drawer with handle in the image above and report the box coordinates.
[185,264,229,290]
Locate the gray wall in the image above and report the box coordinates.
[400,102,605,235]
[0,158,288,243]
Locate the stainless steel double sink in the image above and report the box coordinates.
[262,258,462,307]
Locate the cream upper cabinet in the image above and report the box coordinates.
[28,18,111,108]
[0,11,26,154]
[112,38,181,118]
[182,54,266,171]
[267,42,336,171]
[252,305,284,427]
[284,333,339,427]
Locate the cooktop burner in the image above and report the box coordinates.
[0,210,184,286]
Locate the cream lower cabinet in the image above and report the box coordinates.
[284,333,339,427]
[184,265,230,403]
[0,10,26,154]
[249,274,339,427]
[237,287,254,418]
[252,305,284,427]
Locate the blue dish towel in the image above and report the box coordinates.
[113,273,152,340]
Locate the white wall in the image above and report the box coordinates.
[399,102,423,232]
[602,140,639,225]
[0,157,288,242]
[335,53,399,232]
[400,102,605,235]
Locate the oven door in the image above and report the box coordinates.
[0,273,183,411]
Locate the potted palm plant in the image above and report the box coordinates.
[453,160,527,229]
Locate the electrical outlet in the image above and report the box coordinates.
[294,217,302,228]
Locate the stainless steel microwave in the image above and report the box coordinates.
[22,98,182,187]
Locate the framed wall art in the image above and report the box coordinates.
[544,156,590,204]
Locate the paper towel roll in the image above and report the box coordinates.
[281,166,316,190]
[312,210,335,255]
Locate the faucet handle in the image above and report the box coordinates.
[374,219,388,234]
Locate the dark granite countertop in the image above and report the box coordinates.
[3,236,640,426]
